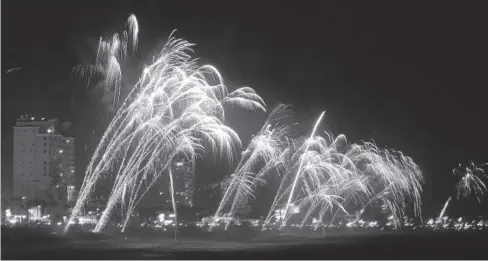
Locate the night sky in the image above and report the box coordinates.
[2,0,488,217]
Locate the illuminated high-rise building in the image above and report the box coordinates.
[171,155,195,208]
[13,115,76,205]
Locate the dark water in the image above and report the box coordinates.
[2,227,488,259]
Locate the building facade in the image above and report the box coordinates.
[13,115,76,206]
[171,155,195,208]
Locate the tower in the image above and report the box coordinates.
[12,115,76,206]
[171,155,195,208]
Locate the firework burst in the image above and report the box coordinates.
[454,161,488,202]
[65,23,265,234]
[262,113,423,229]
[211,111,424,230]
[213,103,292,229]
[72,14,139,109]
[437,161,487,222]
[68,13,425,234]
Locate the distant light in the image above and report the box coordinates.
[66,140,70,143]
[159,192,163,195]
[57,222,62,226]
[41,117,45,120]
[22,196,26,200]
[31,117,35,120]
[176,162,184,167]
[59,150,63,153]
[288,204,300,214]
[158,213,165,222]
[47,129,52,133]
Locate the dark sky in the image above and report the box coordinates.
[2,0,488,217]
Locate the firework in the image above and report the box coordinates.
[67,13,425,234]
[262,113,423,229]
[5,67,21,75]
[437,196,452,223]
[438,161,488,221]
[213,103,292,229]
[455,161,488,202]
[211,111,424,230]
[350,142,424,225]
[72,14,139,108]
[282,111,326,224]
[65,26,265,233]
